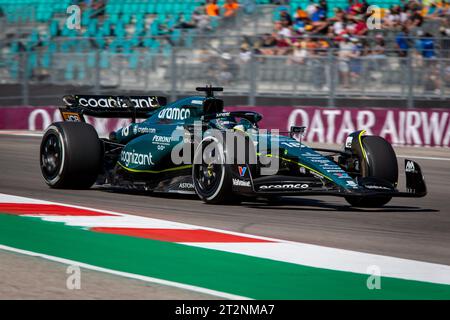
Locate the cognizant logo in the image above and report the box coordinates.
[121,150,154,166]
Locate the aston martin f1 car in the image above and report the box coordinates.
[40,86,427,207]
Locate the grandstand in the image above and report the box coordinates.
[0,0,448,107]
[283,0,402,18]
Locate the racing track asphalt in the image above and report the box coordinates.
[0,134,449,298]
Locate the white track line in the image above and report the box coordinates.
[25,215,195,229]
[2,193,450,286]
[0,130,43,137]
[0,244,250,300]
[187,242,450,285]
[397,155,450,162]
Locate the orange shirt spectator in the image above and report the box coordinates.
[295,8,308,19]
[206,0,220,17]
[224,0,239,17]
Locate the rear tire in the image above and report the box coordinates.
[40,122,102,189]
[345,136,398,208]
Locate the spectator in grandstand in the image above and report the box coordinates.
[347,0,364,15]
[440,26,450,58]
[275,20,293,38]
[292,6,313,34]
[372,34,386,56]
[263,0,450,66]
[280,9,293,26]
[255,33,277,55]
[293,5,309,20]
[293,16,307,33]
[319,0,328,13]
[355,34,384,84]
[348,37,364,81]
[288,39,309,64]
[306,0,318,17]
[273,20,296,54]
[91,0,105,12]
[416,32,436,58]
[206,0,220,16]
[423,1,440,17]
[176,8,212,31]
[395,25,411,57]
[337,34,356,87]
[423,59,442,94]
[193,8,213,31]
[408,8,425,29]
[424,0,450,22]
[445,64,450,87]
[175,14,197,29]
[310,13,329,35]
[77,0,105,14]
[239,43,252,63]
[384,5,408,28]
[217,53,239,84]
[309,45,328,89]
[329,9,345,35]
[360,0,370,13]
[310,3,327,22]
[352,14,368,36]
[224,0,240,18]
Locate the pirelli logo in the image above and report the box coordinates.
[405,160,415,173]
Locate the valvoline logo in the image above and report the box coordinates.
[238,166,247,177]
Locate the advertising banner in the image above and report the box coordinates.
[1,106,449,147]
[0,106,133,138]
[226,106,450,147]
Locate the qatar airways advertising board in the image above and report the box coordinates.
[0,106,449,147]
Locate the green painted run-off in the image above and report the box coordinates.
[1,214,450,299]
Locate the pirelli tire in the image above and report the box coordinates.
[192,136,234,204]
[345,136,398,208]
[40,122,102,189]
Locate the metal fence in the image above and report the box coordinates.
[1,2,449,107]
[1,48,449,107]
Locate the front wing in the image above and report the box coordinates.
[232,159,427,199]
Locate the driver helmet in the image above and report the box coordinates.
[210,117,257,132]
[210,116,238,130]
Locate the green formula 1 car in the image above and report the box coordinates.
[40,86,426,207]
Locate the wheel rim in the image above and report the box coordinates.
[41,133,62,181]
[193,143,224,198]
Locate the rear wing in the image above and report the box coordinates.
[59,95,167,122]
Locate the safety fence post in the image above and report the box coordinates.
[248,53,257,106]
[94,49,100,95]
[170,46,177,102]
[21,51,29,106]
[407,51,414,108]
[327,49,335,108]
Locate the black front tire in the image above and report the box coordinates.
[192,137,233,204]
[345,136,398,208]
[40,122,102,189]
